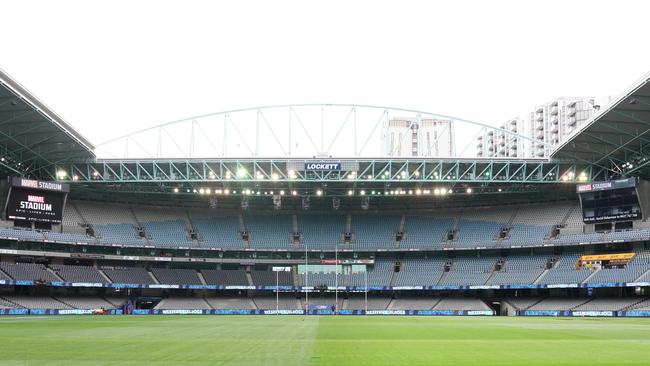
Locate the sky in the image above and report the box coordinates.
[1,0,649,155]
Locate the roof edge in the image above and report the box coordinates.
[0,68,95,155]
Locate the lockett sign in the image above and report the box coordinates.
[304,162,341,171]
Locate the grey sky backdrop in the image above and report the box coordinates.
[1,0,649,150]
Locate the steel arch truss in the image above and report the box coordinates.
[42,158,612,186]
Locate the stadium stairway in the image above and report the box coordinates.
[46,267,64,282]
[0,267,11,280]
[569,298,593,310]
[389,267,399,287]
[503,297,546,311]
[635,268,650,282]
[53,297,76,309]
[581,268,602,284]
[197,272,207,285]
[533,268,550,284]
[621,298,650,311]
[0,296,23,308]
[98,269,113,283]
[148,270,160,284]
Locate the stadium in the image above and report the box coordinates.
[2,62,650,364]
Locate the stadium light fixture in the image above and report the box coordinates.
[271,173,279,181]
[92,171,99,177]
[433,188,440,195]
[578,172,588,182]
[408,190,413,195]
[366,175,372,180]
[237,168,247,178]
[270,191,274,195]
[466,188,472,194]
[316,189,323,196]
[72,175,79,181]
[173,188,179,193]
[206,188,212,195]
[199,188,205,194]
[292,190,297,196]
[56,170,67,179]
[288,170,296,179]
[233,190,237,194]
[498,188,502,192]
[280,190,285,196]
[225,171,232,179]
[224,189,230,195]
[348,190,354,196]
[215,189,223,194]
[360,190,366,196]
[414,170,420,177]
[415,189,422,195]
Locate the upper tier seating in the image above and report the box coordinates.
[245,215,293,249]
[190,209,243,248]
[400,216,453,250]
[5,199,650,251]
[351,215,401,249]
[298,215,345,249]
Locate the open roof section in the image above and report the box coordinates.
[0,68,94,175]
[551,71,650,176]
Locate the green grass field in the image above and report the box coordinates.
[1,316,649,365]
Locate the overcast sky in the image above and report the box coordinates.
[2,0,649,151]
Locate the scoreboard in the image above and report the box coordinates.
[577,178,642,223]
[5,177,69,224]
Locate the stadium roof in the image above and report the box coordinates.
[0,68,94,175]
[551,71,650,175]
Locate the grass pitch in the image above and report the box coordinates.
[0,316,649,365]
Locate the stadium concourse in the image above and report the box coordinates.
[1,69,650,318]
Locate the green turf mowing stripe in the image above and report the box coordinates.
[0,316,650,365]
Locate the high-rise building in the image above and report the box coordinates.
[528,97,601,157]
[476,117,524,158]
[476,97,605,158]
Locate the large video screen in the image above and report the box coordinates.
[5,178,68,224]
[580,187,641,223]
